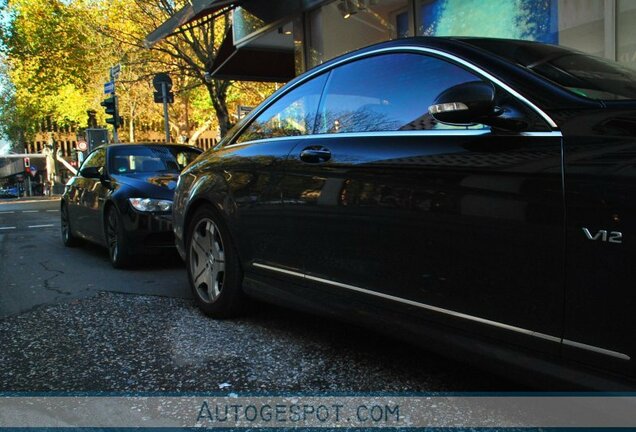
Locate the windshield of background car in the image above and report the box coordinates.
[464,39,636,100]
[108,146,201,174]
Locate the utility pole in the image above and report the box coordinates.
[162,82,170,143]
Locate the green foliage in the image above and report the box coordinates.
[1,0,110,135]
[0,0,280,148]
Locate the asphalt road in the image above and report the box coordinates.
[0,197,520,393]
[0,198,189,319]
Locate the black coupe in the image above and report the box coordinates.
[173,37,636,389]
[61,143,202,267]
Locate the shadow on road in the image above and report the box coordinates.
[76,240,185,270]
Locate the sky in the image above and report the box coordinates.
[0,61,8,155]
[0,138,9,155]
[0,0,13,155]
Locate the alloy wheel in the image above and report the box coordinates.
[189,218,226,303]
[107,210,119,263]
[61,206,70,242]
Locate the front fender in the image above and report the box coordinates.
[174,169,235,259]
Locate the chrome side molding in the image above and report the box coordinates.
[252,262,630,361]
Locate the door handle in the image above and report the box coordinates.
[300,146,331,163]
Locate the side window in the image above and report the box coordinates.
[80,149,106,172]
[316,53,486,133]
[236,73,329,144]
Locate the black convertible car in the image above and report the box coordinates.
[61,143,202,267]
[173,37,636,389]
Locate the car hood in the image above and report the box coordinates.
[111,172,179,197]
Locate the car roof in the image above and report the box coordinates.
[285,36,598,110]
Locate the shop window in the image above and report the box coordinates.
[395,10,411,38]
[315,53,485,134]
[308,0,412,68]
[235,73,329,143]
[618,0,636,70]
[417,0,610,59]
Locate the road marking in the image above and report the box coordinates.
[28,224,55,228]
[0,211,15,214]
[22,210,39,213]
[46,209,59,212]
[0,226,16,230]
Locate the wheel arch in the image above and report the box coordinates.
[183,197,225,244]
[102,199,120,245]
[183,195,244,271]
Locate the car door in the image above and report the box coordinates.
[278,51,565,354]
[219,72,329,276]
[75,148,108,242]
[561,106,636,377]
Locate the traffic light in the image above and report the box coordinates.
[153,90,174,104]
[23,157,30,168]
[101,95,122,129]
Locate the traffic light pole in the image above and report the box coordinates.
[162,82,170,143]
[112,93,120,144]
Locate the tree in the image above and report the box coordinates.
[0,0,278,148]
[97,0,235,137]
[0,0,111,130]
[0,61,29,152]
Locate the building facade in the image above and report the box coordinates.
[200,0,636,83]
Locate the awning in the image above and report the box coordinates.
[144,0,238,48]
[208,28,295,82]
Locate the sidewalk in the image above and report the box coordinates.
[0,195,61,205]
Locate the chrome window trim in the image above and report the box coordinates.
[223,130,562,150]
[252,262,630,361]
[228,45,559,148]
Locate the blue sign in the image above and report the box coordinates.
[104,81,115,95]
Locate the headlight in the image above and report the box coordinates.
[128,198,172,212]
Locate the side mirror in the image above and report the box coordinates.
[429,81,498,126]
[80,166,102,179]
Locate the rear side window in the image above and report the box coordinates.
[315,53,484,133]
[236,73,329,143]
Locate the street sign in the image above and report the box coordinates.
[30,165,38,176]
[238,105,254,120]
[110,64,121,80]
[104,81,115,95]
[77,141,88,152]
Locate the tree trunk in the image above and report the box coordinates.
[188,118,214,147]
[206,80,231,138]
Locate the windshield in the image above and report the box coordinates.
[109,145,201,174]
[463,39,636,100]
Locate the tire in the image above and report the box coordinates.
[186,204,245,318]
[61,203,79,247]
[105,206,133,269]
